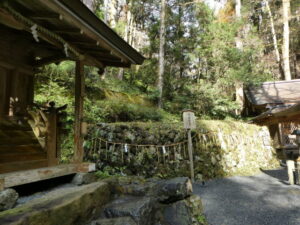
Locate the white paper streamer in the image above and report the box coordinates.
[30,24,39,42]
[162,146,166,154]
[64,43,69,57]
[124,144,128,153]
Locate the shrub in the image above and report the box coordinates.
[97,100,164,122]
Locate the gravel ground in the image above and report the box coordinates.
[194,167,300,225]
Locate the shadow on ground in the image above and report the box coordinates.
[260,167,290,185]
[194,167,300,225]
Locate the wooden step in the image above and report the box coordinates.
[0,130,35,138]
[0,144,44,153]
[0,137,40,146]
[0,125,32,131]
[0,152,47,163]
[0,120,31,130]
[0,159,48,174]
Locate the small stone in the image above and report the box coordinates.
[71,173,97,185]
[0,189,19,212]
[211,156,217,165]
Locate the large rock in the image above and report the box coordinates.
[72,172,97,185]
[184,195,205,225]
[0,182,110,225]
[103,196,155,225]
[153,177,193,203]
[159,195,205,225]
[162,200,192,225]
[104,177,193,204]
[90,217,137,225]
[0,189,18,212]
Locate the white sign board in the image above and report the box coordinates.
[183,111,196,130]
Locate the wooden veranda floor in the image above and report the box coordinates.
[0,163,95,190]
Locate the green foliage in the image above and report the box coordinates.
[95,170,111,179]
[96,100,164,122]
[196,215,208,225]
[32,0,287,163]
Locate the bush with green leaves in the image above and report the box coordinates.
[97,100,164,122]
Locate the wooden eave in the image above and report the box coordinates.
[252,104,300,126]
[0,0,145,70]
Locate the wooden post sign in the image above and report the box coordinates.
[182,110,196,182]
[183,110,196,130]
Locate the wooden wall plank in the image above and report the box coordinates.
[0,67,7,116]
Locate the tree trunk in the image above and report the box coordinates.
[107,0,117,28]
[158,0,166,108]
[117,1,130,80]
[235,0,243,50]
[235,0,241,18]
[282,0,292,80]
[104,0,108,23]
[235,0,244,115]
[264,0,284,79]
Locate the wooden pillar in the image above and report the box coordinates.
[46,109,58,166]
[74,61,85,163]
[278,123,284,146]
[187,129,195,182]
[296,159,300,185]
[287,160,295,185]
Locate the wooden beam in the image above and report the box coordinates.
[74,61,85,163]
[85,50,119,57]
[84,55,104,69]
[54,29,84,35]
[256,114,300,126]
[29,12,63,20]
[34,55,69,67]
[101,61,131,68]
[70,43,110,53]
[70,41,103,47]
[0,9,24,30]
[0,163,95,189]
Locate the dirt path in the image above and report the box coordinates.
[194,168,300,225]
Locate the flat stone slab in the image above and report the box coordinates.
[103,196,154,225]
[0,182,110,225]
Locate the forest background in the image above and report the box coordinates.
[34,0,300,159]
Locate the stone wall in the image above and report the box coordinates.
[85,120,279,180]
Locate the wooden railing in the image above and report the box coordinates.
[27,102,67,166]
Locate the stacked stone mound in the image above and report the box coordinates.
[0,175,205,225]
[88,177,205,225]
[87,122,279,180]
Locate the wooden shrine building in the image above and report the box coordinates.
[0,0,144,190]
[245,80,300,158]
